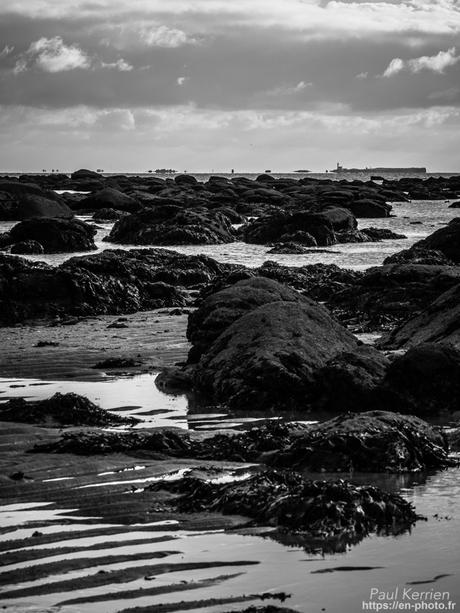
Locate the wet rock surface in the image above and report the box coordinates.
[0,392,137,427]
[0,180,73,220]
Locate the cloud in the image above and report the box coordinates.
[267,81,312,96]
[101,58,133,71]
[383,47,460,76]
[142,25,196,48]
[177,76,188,86]
[0,45,14,58]
[356,72,368,80]
[16,36,90,73]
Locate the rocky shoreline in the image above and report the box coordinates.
[0,170,459,612]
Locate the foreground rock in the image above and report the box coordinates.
[75,187,140,213]
[187,277,305,362]
[147,468,418,552]
[0,249,229,325]
[387,218,460,264]
[0,393,137,427]
[4,218,97,253]
[376,344,460,416]
[380,283,460,349]
[107,206,236,245]
[193,300,358,410]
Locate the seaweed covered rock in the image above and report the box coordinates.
[194,300,358,410]
[146,468,418,552]
[0,393,137,427]
[311,346,390,412]
[377,343,460,415]
[187,277,305,362]
[269,411,452,473]
[384,247,454,266]
[33,428,192,456]
[0,249,228,325]
[10,240,44,255]
[380,284,460,349]
[6,218,97,253]
[267,242,312,254]
[107,206,235,245]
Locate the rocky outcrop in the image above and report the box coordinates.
[330,263,460,331]
[380,283,460,349]
[107,206,236,245]
[267,242,312,254]
[10,240,44,255]
[193,299,358,410]
[0,393,137,427]
[187,277,305,362]
[0,249,228,325]
[384,247,454,266]
[376,343,460,416]
[4,218,97,253]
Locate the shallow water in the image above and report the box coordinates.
[0,468,459,612]
[1,199,459,270]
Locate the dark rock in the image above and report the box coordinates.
[277,231,317,246]
[376,343,460,415]
[147,467,418,552]
[193,299,357,410]
[0,184,73,220]
[7,218,97,253]
[106,206,235,245]
[10,240,44,254]
[187,277,305,362]
[77,188,140,213]
[380,282,460,349]
[0,393,137,426]
[70,169,103,180]
[242,211,337,246]
[361,228,407,241]
[175,174,198,186]
[312,346,390,411]
[34,340,59,347]
[449,201,460,208]
[345,199,392,218]
[155,366,195,393]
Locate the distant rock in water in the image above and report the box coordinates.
[267,242,312,254]
[5,218,97,253]
[76,187,140,213]
[106,206,236,245]
[380,283,460,350]
[0,249,231,326]
[193,299,357,411]
[0,393,137,426]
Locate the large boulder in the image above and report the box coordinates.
[345,199,392,218]
[377,343,460,416]
[242,211,338,246]
[7,218,97,253]
[194,299,358,410]
[106,206,235,245]
[76,187,140,213]
[380,283,460,349]
[187,277,305,362]
[10,240,44,255]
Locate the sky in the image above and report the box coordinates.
[0,0,460,173]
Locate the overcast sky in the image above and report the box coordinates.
[1,0,460,172]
